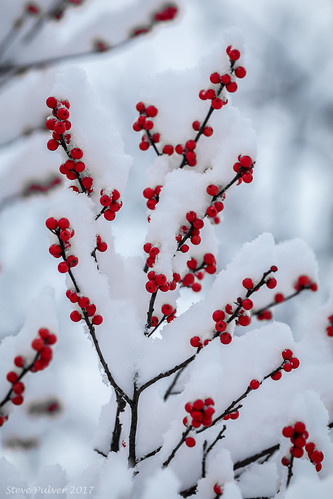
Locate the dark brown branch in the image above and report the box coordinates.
[162,426,191,468]
[0,351,40,408]
[145,290,158,332]
[137,445,163,463]
[163,366,185,401]
[138,354,196,394]
[128,381,139,467]
[110,396,126,452]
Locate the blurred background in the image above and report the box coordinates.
[0,0,332,486]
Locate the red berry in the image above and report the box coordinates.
[54,121,66,134]
[32,338,44,351]
[71,148,83,160]
[242,278,253,290]
[12,381,25,394]
[92,315,103,325]
[45,217,58,230]
[74,161,85,172]
[186,140,196,151]
[146,281,157,293]
[294,421,306,434]
[206,184,219,196]
[230,411,239,420]
[282,425,294,438]
[46,96,57,108]
[104,209,116,221]
[275,293,284,303]
[47,139,59,151]
[290,357,300,369]
[238,315,251,327]
[271,371,282,381]
[221,74,231,84]
[163,144,174,155]
[203,126,213,136]
[292,447,304,458]
[199,90,207,100]
[249,379,260,390]
[161,304,173,316]
[11,395,24,405]
[316,463,322,472]
[212,310,225,322]
[7,372,18,383]
[185,437,196,447]
[14,356,25,368]
[192,120,201,131]
[229,49,240,61]
[70,310,82,322]
[210,72,220,84]
[242,299,253,310]
[46,118,56,130]
[206,89,216,99]
[282,349,293,360]
[213,484,222,495]
[215,320,227,332]
[47,334,57,345]
[235,66,246,78]
[58,217,70,229]
[266,277,277,289]
[190,336,202,348]
[212,98,223,110]
[180,244,189,253]
[193,399,204,410]
[220,332,232,344]
[146,105,158,117]
[311,450,324,463]
[283,363,292,372]
[226,82,238,93]
[38,328,50,339]
[239,155,253,168]
[139,141,150,153]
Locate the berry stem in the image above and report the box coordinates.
[163,366,185,401]
[146,315,166,337]
[145,290,158,332]
[146,129,162,156]
[110,395,126,452]
[286,451,295,487]
[162,426,192,468]
[59,136,87,194]
[202,426,226,478]
[253,288,307,318]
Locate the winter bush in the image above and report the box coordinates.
[0,2,333,499]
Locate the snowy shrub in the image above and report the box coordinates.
[1,2,333,499]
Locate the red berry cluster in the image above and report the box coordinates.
[46,96,93,195]
[282,422,324,471]
[151,304,176,328]
[184,398,215,447]
[211,309,232,344]
[0,328,57,426]
[145,270,178,294]
[223,409,239,421]
[99,189,122,221]
[326,315,333,337]
[182,253,217,293]
[206,185,224,224]
[96,235,108,253]
[257,309,273,321]
[143,185,162,210]
[46,217,78,274]
[131,4,178,37]
[133,102,160,151]
[143,243,160,269]
[66,291,103,326]
[294,275,318,292]
[176,211,205,249]
[271,349,300,381]
[233,154,255,184]
[175,140,197,167]
[192,119,213,137]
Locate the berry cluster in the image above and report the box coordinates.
[184,398,215,447]
[98,189,122,221]
[143,185,162,210]
[326,315,333,337]
[233,154,255,185]
[95,235,108,253]
[133,102,160,151]
[0,328,57,426]
[143,243,160,270]
[66,291,103,326]
[174,140,197,167]
[145,270,178,294]
[131,4,178,37]
[176,211,205,250]
[182,253,217,293]
[46,217,78,274]
[151,304,176,329]
[271,349,300,381]
[205,185,224,224]
[294,275,318,292]
[281,422,324,472]
[46,96,93,195]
